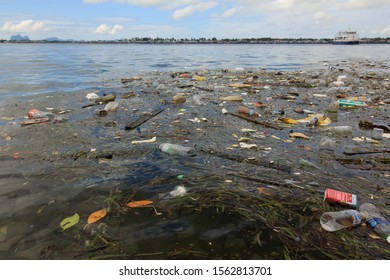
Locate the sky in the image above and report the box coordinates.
[1,0,390,40]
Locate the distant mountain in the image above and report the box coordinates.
[10,34,30,41]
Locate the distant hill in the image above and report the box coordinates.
[10,34,30,41]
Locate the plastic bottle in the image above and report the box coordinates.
[305,116,319,126]
[159,143,196,157]
[238,106,259,117]
[320,125,352,135]
[104,101,118,112]
[359,203,390,244]
[319,137,337,151]
[327,100,339,113]
[338,99,368,108]
[320,209,363,232]
[371,128,384,140]
[27,109,54,119]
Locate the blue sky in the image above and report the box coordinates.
[1,0,390,40]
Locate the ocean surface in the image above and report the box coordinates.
[0,43,389,100]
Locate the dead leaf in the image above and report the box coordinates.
[279,117,298,124]
[290,132,310,140]
[127,200,154,208]
[229,83,251,88]
[87,209,107,224]
[220,95,243,102]
[368,232,381,240]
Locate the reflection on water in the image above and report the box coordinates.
[1,43,389,99]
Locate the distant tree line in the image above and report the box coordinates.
[1,37,389,44]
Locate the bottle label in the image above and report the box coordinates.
[350,211,362,226]
[367,218,390,229]
[164,144,173,155]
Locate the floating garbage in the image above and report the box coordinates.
[86,93,99,101]
[324,188,357,208]
[169,185,187,197]
[320,209,363,232]
[338,99,368,108]
[27,109,54,119]
[104,101,119,112]
[159,143,196,157]
[131,136,157,145]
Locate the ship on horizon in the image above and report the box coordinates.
[332,29,360,45]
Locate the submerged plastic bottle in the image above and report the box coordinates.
[159,143,196,157]
[27,109,54,119]
[238,106,259,117]
[359,203,390,244]
[320,125,352,135]
[320,209,363,232]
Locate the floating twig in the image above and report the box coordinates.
[125,107,165,130]
[228,112,283,130]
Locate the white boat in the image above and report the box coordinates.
[332,30,360,45]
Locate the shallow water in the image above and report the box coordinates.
[1,43,389,100]
[0,46,389,259]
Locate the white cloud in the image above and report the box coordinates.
[84,0,204,10]
[172,2,217,20]
[313,11,331,22]
[380,24,390,35]
[346,0,390,9]
[221,7,237,18]
[95,24,124,34]
[1,19,45,32]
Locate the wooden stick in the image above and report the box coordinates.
[125,107,165,130]
[228,112,282,130]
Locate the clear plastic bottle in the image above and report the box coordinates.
[320,125,352,135]
[320,209,363,232]
[371,128,384,140]
[238,106,259,117]
[159,143,196,157]
[327,100,339,113]
[359,203,390,244]
[27,109,54,119]
[319,137,337,151]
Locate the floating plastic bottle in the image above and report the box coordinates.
[238,106,259,117]
[320,209,363,232]
[327,100,339,113]
[319,137,337,151]
[159,143,196,157]
[359,203,390,244]
[320,125,352,135]
[27,109,54,119]
[371,128,384,140]
[338,99,368,108]
[104,101,119,112]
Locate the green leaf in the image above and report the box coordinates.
[60,213,80,231]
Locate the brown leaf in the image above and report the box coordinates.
[289,132,310,140]
[127,200,154,208]
[279,117,298,124]
[87,209,107,224]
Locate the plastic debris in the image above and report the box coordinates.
[324,188,357,208]
[169,185,187,197]
[131,136,157,145]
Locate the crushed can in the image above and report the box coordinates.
[324,188,357,208]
